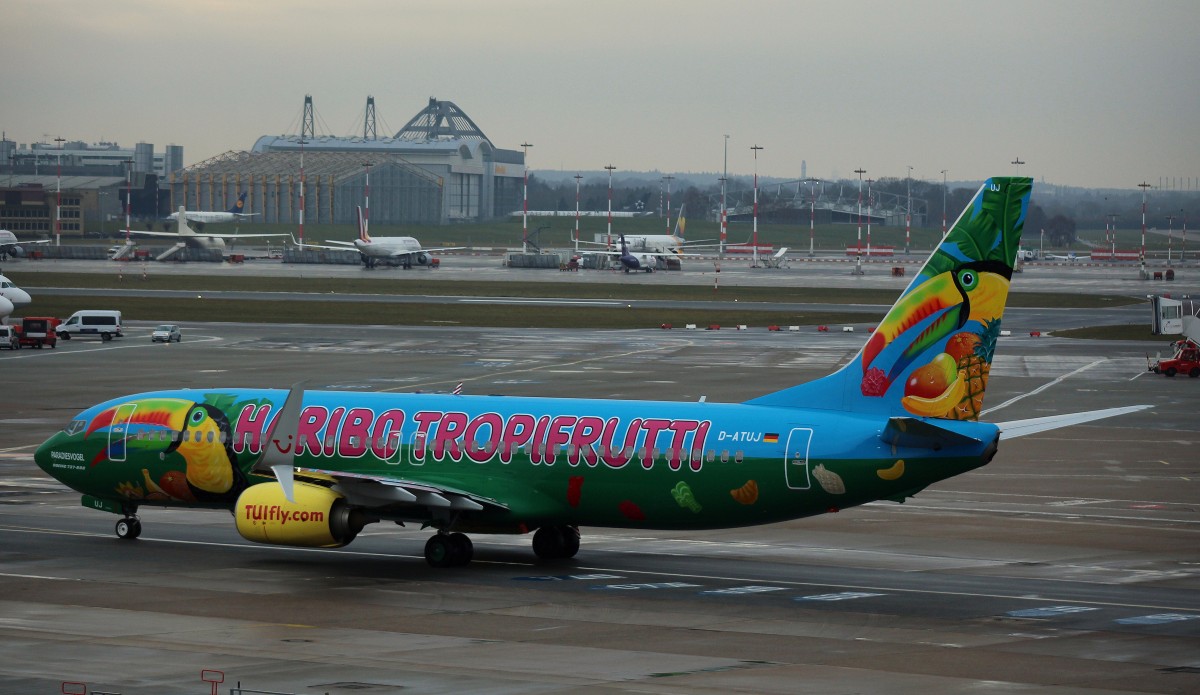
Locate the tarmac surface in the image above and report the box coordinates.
[0,254,1198,694]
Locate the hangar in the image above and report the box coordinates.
[167,97,526,226]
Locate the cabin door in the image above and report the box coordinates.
[784,428,813,490]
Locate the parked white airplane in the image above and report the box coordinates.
[130,206,289,252]
[584,206,702,257]
[0,229,51,259]
[302,207,461,269]
[1045,251,1090,262]
[0,274,32,323]
[164,193,259,225]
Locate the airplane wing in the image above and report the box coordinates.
[129,229,291,240]
[299,239,357,250]
[995,405,1152,440]
[305,468,508,513]
[382,246,464,257]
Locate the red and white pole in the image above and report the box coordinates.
[605,165,615,247]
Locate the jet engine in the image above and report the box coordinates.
[235,482,372,548]
[7,245,24,257]
[414,252,433,266]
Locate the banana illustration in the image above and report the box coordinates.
[877,460,905,480]
[730,480,759,505]
[901,377,967,418]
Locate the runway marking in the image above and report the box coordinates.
[982,359,1106,415]
[4,524,1198,613]
[1007,605,1098,618]
[795,592,884,602]
[459,298,625,306]
[0,572,81,582]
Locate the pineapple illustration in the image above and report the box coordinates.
[947,319,1000,420]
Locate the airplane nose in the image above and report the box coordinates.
[34,435,57,476]
[13,288,31,306]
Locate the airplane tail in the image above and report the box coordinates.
[746,177,1033,421]
[356,206,370,242]
[672,205,686,241]
[227,192,248,215]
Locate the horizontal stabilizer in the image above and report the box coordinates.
[881,417,983,450]
[996,405,1152,440]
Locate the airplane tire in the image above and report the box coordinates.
[532,525,566,559]
[424,534,454,568]
[115,517,141,540]
[560,525,581,559]
[448,532,473,566]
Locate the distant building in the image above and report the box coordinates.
[169,97,525,226]
[1,139,183,178]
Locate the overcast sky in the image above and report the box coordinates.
[3,0,1197,189]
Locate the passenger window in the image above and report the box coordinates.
[734,451,744,463]
[721,450,729,463]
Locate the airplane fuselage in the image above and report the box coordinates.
[35,388,997,532]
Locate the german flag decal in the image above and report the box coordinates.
[763,433,779,444]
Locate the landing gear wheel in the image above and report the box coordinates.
[559,525,581,559]
[532,525,564,559]
[115,517,141,540]
[448,532,474,566]
[425,534,453,567]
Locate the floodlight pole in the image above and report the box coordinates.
[521,142,532,253]
[1012,157,1024,176]
[866,178,874,257]
[854,168,866,254]
[721,135,729,254]
[808,178,819,257]
[55,137,64,246]
[362,162,372,237]
[905,165,913,254]
[940,169,948,236]
[123,158,133,243]
[1182,211,1188,261]
[664,174,674,232]
[751,145,763,268]
[298,138,307,245]
[605,165,616,248]
[1138,181,1151,275]
[1166,215,1175,266]
[573,174,583,252]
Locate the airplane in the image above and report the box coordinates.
[300,206,461,269]
[1045,251,1089,262]
[0,273,33,323]
[129,206,290,252]
[580,205,708,258]
[578,234,668,273]
[0,229,51,260]
[164,193,259,225]
[33,177,1152,568]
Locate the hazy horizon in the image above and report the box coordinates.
[3,1,1197,191]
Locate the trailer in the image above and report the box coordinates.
[16,316,60,348]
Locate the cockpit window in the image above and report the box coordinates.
[64,419,87,436]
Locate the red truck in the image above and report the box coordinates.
[1148,337,1200,377]
[15,316,60,349]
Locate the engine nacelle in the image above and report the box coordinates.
[414,252,432,266]
[9,245,24,257]
[235,482,370,548]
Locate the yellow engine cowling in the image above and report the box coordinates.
[235,481,368,548]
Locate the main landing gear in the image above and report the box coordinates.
[421,525,581,567]
[424,532,473,568]
[532,524,580,561]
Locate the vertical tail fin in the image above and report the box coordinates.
[228,192,247,215]
[356,206,370,242]
[746,177,1032,420]
[673,205,687,241]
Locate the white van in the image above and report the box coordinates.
[57,310,124,341]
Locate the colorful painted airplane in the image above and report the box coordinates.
[33,177,1150,567]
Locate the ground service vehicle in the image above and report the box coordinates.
[57,310,123,341]
[151,324,182,343]
[18,316,59,348]
[1148,337,1200,377]
[0,325,18,349]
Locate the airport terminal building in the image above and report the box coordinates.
[167,98,526,226]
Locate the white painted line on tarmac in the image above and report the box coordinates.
[983,359,1106,415]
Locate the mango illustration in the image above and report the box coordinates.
[876,460,905,481]
[730,479,759,505]
[671,481,702,513]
